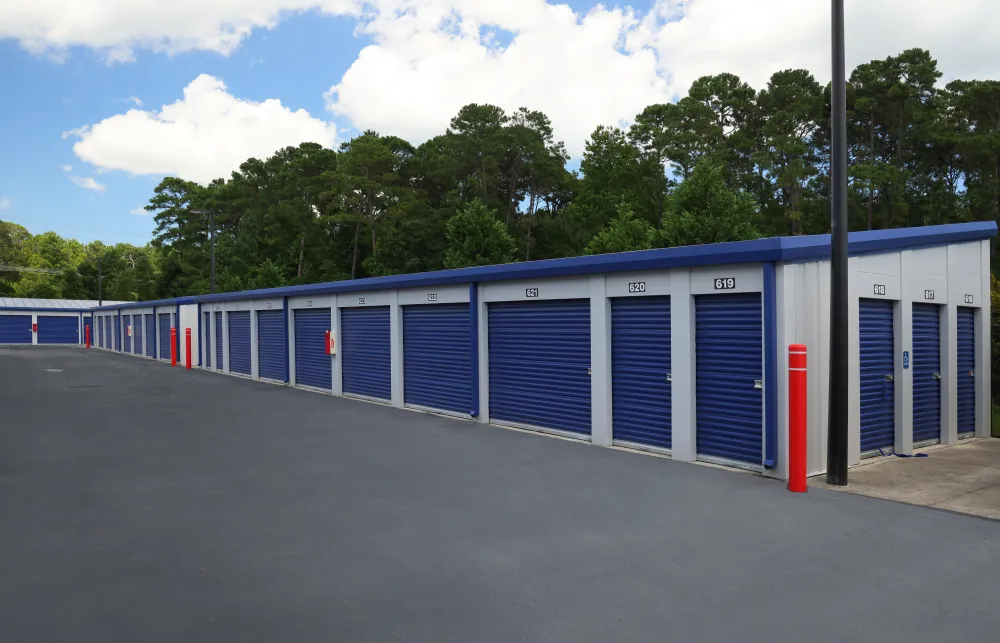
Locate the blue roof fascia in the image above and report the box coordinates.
[0,306,95,313]
[87,221,997,309]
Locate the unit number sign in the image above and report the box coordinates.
[714,277,736,290]
[525,288,539,298]
[873,284,887,296]
[965,294,974,304]
[427,294,438,302]
[628,282,646,293]
[924,290,935,301]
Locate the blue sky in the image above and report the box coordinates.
[0,0,984,246]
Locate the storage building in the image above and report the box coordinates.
[0,298,125,346]
[88,222,996,478]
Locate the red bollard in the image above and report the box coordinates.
[788,344,808,493]
[324,330,331,355]
[185,328,192,370]
[85,324,91,348]
[170,327,177,366]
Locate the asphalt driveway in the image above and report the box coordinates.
[2,346,999,642]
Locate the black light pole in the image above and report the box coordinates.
[827,0,849,485]
[191,208,217,294]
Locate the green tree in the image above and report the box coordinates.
[443,200,517,269]
[585,200,656,255]
[661,161,762,247]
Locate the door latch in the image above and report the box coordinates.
[932,372,942,380]
[666,373,672,382]
[587,367,592,375]
[884,374,894,382]
[753,380,763,390]
[969,370,975,377]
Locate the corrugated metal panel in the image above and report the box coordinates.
[695,293,763,464]
[912,303,941,444]
[488,299,591,435]
[97,316,104,348]
[611,296,672,449]
[123,314,133,353]
[957,307,976,435]
[158,313,171,360]
[257,309,286,382]
[859,299,895,452]
[133,314,143,354]
[228,310,252,376]
[37,316,78,344]
[0,315,32,344]
[294,308,332,390]
[402,303,471,414]
[105,316,112,349]
[214,313,223,371]
[0,298,127,309]
[203,311,212,369]
[341,306,391,400]
[114,315,121,351]
[144,314,155,357]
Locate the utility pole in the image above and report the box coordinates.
[827,0,849,485]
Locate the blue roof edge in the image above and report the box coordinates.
[89,221,996,311]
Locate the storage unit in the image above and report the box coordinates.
[957,307,976,436]
[694,293,763,466]
[488,299,591,436]
[133,314,143,355]
[402,303,470,415]
[97,316,104,348]
[158,313,171,360]
[106,316,112,349]
[341,306,391,400]
[859,299,895,454]
[144,314,155,357]
[227,310,252,376]
[256,309,286,382]
[37,316,78,344]
[911,303,942,445]
[293,308,332,390]
[611,296,672,450]
[214,313,223,371]
[0,314,32,344]
[114,315,121,351]
[203,311,212,370]
[123,314,133,353]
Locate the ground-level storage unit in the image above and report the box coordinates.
[911,303,942,445]
[227,311,252,376]
[858,299,896,454]
[293,308,332,391]
[145,314,156,358]
[37,315,78,345]
[256,309,286,382]
[203,311,212,370]
[488,299,591,436]
[402,303,470,415]
[123,314,133,353]
[611,296,672,450]
[341,306,391,400]
[214,313,223,371]
[158,313,171,361]
[114,316,121,351]
[0,314,32,344]
[957,307,976,436]
[133,314,143,355]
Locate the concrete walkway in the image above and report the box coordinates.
[812,438,1000,520]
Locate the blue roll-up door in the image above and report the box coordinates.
[695,293,763,465]
[228,311,252,376]
[294,308,332,390]
[144,314,155,357]
[105,316,112,349]
[611,297,672,449]
[158,313,171,360]
[203,311,212,369]
[403,303,470,414]
[37,316,78,344]
[132,314,142,354]
[341,306,391,400]
[97,316,104,348]
[488,299,591,435]
[912,303,942,444]
[123,315,132,353]
[257,309,286,382]
[860,299,895,453]
[114,316,121,351]
[0,315,32,344]
[957,307,976,435]
[214,313,223,371]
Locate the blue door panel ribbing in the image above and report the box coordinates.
[203,311,212,369]
[214,313,223,371]
[133,314,142,354]
[341,306,392,400]
[114,316,121,351]
[294,308,332,390]
[957,307,976,435]
[228,311,252,376]
[37,316,78,344]
[144,315,155,357]
[403,303,471,414]
[695,294,763,464]
[123,315,132,353]
[105,316,112,349]
[611,297,672,449]
[257,309,286,382]
[158,313,171,360]
[912,303,941,444]
[488,299,591,435]
[860,299,895,452]
[96,316,103,348]
[0,315,32,344]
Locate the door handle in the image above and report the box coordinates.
[884,374,894,382]
[932,372,942,380]
[666,373,672,382]
[754,379,763,390]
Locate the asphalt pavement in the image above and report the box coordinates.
[2,346,999,643]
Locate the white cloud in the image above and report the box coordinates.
[0,197,11,210]
[129,207,149,216]
[66,74,338,184]
[59,164,72,172]
[127,96,142,106]
[70,176,107,192]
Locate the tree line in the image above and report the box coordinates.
[2,48,998,302]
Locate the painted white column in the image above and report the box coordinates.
[332,298,343,396]
[31,314,37,345]
[222,311,230,374]
[589,275,612,447]
[847,257,862,465]
[390,290,403,408]
[941,303,958,445]
[250,307,259,379]
[896,251,915,455]
[670,269,696,462]
[976,240,991,438]
[287,307,297,387]
[477,295,490,424]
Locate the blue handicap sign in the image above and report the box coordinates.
[903,351,909,369]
